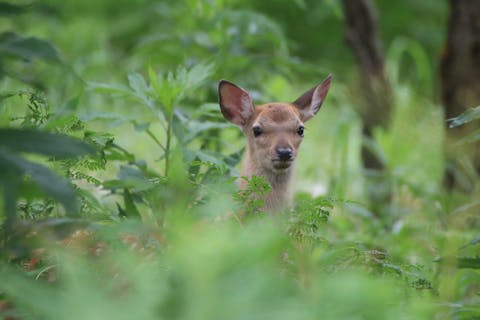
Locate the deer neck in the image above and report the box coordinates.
[240,149,294,212]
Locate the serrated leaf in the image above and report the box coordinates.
[448,106,480,128]
[184,63,214,91]
[149,63,213,115]
[0,128,95,158]
[0,32,60,62]
[84,131,114,148]
[128,72,151,101]
[148,64,161,94]
[0,150,79,214]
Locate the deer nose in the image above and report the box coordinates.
[276,147,293,161]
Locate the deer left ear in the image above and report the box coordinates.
[292,74,333,122]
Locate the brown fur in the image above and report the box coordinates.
[218,76,332,212]
[239,103,303,211]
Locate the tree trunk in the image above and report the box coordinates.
[440,0,480,190]
[341,0,392,171]
[341,0,394,212]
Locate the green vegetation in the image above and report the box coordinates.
[0,1,478,319]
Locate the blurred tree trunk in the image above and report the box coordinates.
[341,0,392,171]
[440,0,480,190]
[341,0,393,210]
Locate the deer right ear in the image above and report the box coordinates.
[293,74,333,122]
[218,80,254,127]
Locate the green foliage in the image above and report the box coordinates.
[0,2,61,89]
[233,176,272,215]
[0,128,94,217]
[0,32,61,63]
[0,2,30,16]
[288,193,332,243]
[448,106,480,144]
[0,1,478,319]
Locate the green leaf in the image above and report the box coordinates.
[448,106,480,128]
[0,128,95,158]
[87,82,132,95]
[148,64,161,95]
[0,150,79,214]
[183,63,214,92]
[103,165,160,192]
[123,188,141,218]
[183,149,224,167]
[182,120,232,144]
[458,256,480,269]
[128,72,153,106]
[190,103,224,120]
[149,62,214,116]
[0,32,61,62]
[131,121,151,132]
[0,2,30,15]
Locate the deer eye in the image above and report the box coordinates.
[297,126,304,137]
[252,126,262,137]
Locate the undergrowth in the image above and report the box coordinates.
[0,1,479,319]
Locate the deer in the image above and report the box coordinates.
[218,74,333,213]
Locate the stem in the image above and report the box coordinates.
[146,129,166,151]
[164,112,174,177]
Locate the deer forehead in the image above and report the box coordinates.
[251,103,303,128]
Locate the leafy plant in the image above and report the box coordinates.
[0,2,61,89]
[233,175,272,215]
[90,63,214,177]
[0,1,478,319]
[288,193,332,243]
[0,128,94,252]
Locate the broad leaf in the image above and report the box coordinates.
[0,32,61,62]
[0,128,95,158]
[123,189,141,218]
[0,150,79,214]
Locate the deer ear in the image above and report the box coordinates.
[218,80,254,127]
[292,74,333,122]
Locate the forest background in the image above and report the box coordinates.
[0,1,479,319]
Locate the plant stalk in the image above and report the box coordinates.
[164,112,174,177]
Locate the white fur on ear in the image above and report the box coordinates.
[293,74,333,122]
[218,80,254,127]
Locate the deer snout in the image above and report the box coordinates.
[276,147,293,161]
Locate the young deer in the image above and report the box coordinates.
[218,75,333,212]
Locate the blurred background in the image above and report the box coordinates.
[0,0,479,319]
